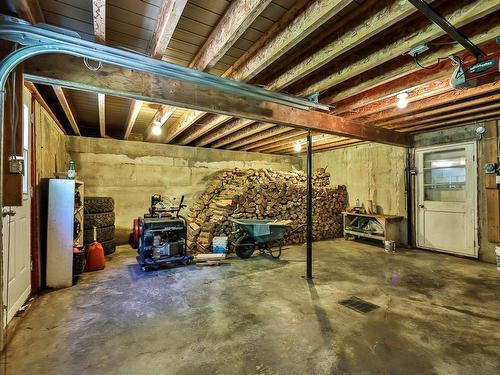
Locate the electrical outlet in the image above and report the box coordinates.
[8,156,24,175]
[496,175,500,185]
[484,162,497,174]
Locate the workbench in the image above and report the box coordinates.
[342,212,403,245]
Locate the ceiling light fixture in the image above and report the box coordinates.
[152,122,162,135]
[294,142,302,152]
[396,92,409,109]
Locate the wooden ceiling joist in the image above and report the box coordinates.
[298,0,500,97]
[391,102,500,131]
[168,0,356,145]
[372,86,500,127]
[24,53,411,146]
[211,123,276,149]
[92,0,106,44]
[194,119,254,147]
[92,0,106,137]
[189,0,272,71]
[191,0,499,148]
[323,26,500,106]
[52,86,81,136]
[402,109,500,133]
[123,100,143,140]
[267,0,424,92]
[24,81,66,134]
[226,126,291,150]
[248,130,309,152]
[97,93,105,138]
[134,0,188,140]
[153,0,272,143]
[150,0,188,60]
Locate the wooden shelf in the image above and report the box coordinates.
[342,211,403,245]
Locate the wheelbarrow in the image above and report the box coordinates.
[230,218,299,259]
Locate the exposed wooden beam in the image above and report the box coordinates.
[225,126,291,150]
[13,0,45,24]
[390,102,500,130]
[150,0,188,59]
[333,73,452,115]
[229,0,354,83]
[52,86,81,136]
[402,109,500,133]
[155,0,271,142]
[247,130,307,152]
[24,81,66,134]
[176,114,231,145]
[322,30,500,106]
[190,0,271,71]
[298,1,500,97]
[362,81,500,124]
[194,118,254,147]
[97,93,105,137]
[168,0,355,144]
[339,77,453,119]
[267,0,424,92]
[211,123,275,149]
[92,0,106,137]
[375,87,500,128]
[139,0,188,139]
[124,100,143,140]
[25,55,412,147]
[92,0,106,44]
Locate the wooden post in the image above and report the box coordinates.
[483,120,500,242]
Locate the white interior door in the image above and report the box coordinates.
[415,141,477,257]
[2,88,32,325]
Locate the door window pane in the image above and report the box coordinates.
[423,148,466,202]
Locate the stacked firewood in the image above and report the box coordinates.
[186,168,347,253]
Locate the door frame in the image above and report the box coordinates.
[414,140,479,257]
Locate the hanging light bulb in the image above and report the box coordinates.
[294,142,302,152]
[152,123,162,135]
[396,92,409,109]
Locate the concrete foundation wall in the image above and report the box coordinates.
[310,143,408,244]
[67,136,302,243]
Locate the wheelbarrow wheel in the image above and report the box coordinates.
[235,235,255,259]
[269,241,282,259]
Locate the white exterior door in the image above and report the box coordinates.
[2,88,32,325]
[415,141,477,257]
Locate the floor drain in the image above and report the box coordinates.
[339,296,379,314]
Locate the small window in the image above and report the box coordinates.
[423,148,466,202]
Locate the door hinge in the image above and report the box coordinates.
[30,257,33,272]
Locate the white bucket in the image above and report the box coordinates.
[384,240,396,253]
[496,246,500,270]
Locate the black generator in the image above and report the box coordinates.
[134,195,192,271]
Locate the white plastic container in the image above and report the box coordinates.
[496,246,500,270]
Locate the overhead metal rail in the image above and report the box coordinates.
[407,0,486,58]
[0,15,329,111]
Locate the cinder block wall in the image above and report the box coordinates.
[67,136,302,243]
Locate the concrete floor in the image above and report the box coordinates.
[3,240,500,374]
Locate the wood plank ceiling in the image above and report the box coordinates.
[9,0,500,154]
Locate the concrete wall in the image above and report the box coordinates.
[308,121,499,263]
[414,122,498,264]
[67,136,302,242]
[309,143,408,244]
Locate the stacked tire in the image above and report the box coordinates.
[84,197,116,255]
